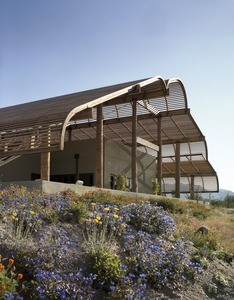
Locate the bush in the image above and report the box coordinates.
[116,173,127,191]
[83,202,127,253]
[0,256,24,298]
[192,208,210,220]
[211,195,234,208]
[90,250,122,289]
[192,232,219,258]
[35,269,96,299]
[122,202,176,235]
[123,231,201,287]
[152,198,186,214]
[61,201,87,223]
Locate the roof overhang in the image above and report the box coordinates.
[0,76,218,193]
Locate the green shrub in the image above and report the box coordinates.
[152,198,186,214]
[151,179,160,195]
[192,232,219,253]
[61,201,87,223]
[191,254,208,269]
[79,190,140,206]
[216,250,233,264]
[210,195,234,208]
[192,208,210,220]
[90,250,122,289]
[213,272,229,286]
[116,173,127,191]
[0,256,24,297]
[41,208,59,224]
[83,203,126,253]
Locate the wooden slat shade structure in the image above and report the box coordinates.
[0,76,219,194]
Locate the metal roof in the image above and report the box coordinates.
[0,76,218,193]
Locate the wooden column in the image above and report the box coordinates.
[132,100,138,193]
[190,175,195,199]
[40,152,50,181]
[96,104,103,188]
[157,116,162,195]
[74,154,80,182]
[175,142,181,198]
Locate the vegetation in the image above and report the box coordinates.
[116,173,127,191]
[0,185,233,299]
[210,195,234,208]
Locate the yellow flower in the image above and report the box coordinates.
[91,202,96,206]
[96,216,101,221]
[94,218,99,224]
[121,223,126,229]
[114,207,119,211]
[104,207,110,212]
[12,212,17,217]
[113,214,119,219]
[30,210,36,216]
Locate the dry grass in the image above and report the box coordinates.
[174,206,234,253]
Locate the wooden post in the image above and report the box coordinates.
[40,152,50,181]
[190,175,195,199]
[157,116,162,195]
[40,127,51,181]
[175,142,180,198]
[74,154,79,182]
[132,100,138,193]
[96,104,103,188]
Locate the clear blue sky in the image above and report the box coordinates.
[0,0,234,191]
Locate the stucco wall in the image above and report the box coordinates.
[104,139,156,194]
[0,153,41,182]
[0,140,96,183]
[51,139,96,177]
[0,139,156,194]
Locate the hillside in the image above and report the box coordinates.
[0,186,233,299]
[210,188,234,200]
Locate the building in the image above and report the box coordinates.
[0,76,219,197]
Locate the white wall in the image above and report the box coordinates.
[0,139,156,194]
[104,139,156,194]
[0,153,40,182]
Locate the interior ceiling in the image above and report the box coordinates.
[0,77,218,192]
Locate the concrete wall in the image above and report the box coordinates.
[0,140,96,183]
[0,139,156,194]
[51,139,96,177]
[104,139,156,194]
[0,153,41,182]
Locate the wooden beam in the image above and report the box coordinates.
[136,136,159,152]
[96,104,103,188]
[190,175,195,199]
[67,108,189,131]
[104,88,169,107]
[132,101,138,192]
[70,108,93,121]
[137,100,160,116]
[175,142,181,198]
[40,152,50,181]
[157,117,162,195]
[162,173,217,178]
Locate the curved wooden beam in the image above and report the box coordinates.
[59,76,167,150]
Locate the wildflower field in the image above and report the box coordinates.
[0,185,233,299]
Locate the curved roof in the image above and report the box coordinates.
[0,76,218,193]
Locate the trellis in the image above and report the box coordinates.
[0,76,218,196]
